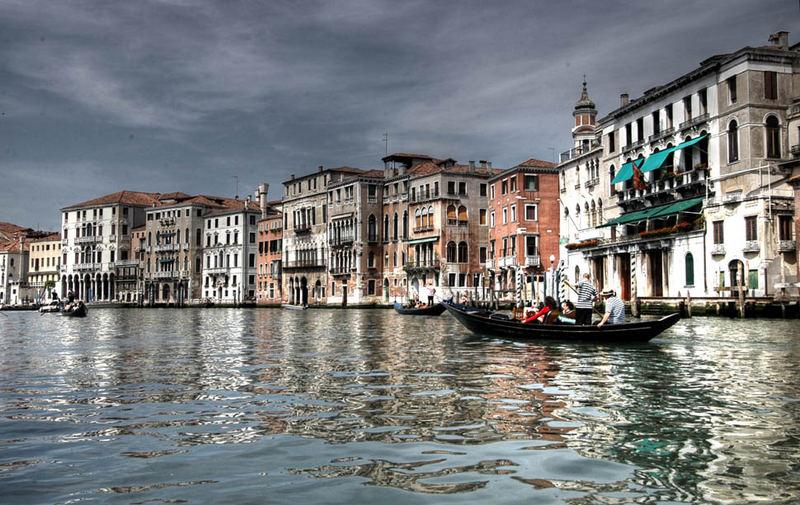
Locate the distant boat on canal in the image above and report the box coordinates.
[393,302,446,316]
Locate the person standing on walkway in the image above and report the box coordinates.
[597,289,625,327]
[574,273,597,325]
[427,284,436,306]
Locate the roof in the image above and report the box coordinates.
[517,158,558,169]
[31,233,61,243]
[0,238,30,253]
[62,190,161,210]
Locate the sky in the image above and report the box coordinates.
[1,0,796,231]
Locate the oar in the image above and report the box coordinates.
[563,280,604,317]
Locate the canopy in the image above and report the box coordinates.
[611,158,643,185]
[600,197,704,227]
[639,134,708,174]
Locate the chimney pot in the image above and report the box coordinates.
[290,174,295,180]
[318,165,323,172]
[620,93,629,107]
[769,31,789,50]
[479,160,487,168]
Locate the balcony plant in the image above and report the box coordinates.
[565,239,598,250]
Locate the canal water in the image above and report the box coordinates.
[1,308,798,504]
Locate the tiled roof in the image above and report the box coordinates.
[0,238,30,253]
[63,190,161,210]
[31,233,61,242]
[517,158,558,169]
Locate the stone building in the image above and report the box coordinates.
[558,31,798,301]
[27,233,61,304]
[326,169,384,305]
[0,236,29,305]
[256,184,284,306]
[281,166,364,306]
[487,158,560,304]
[60,190,159,302]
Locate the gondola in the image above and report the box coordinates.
[61,301,87,318]
[282,304,308,310]
[393,302,446,316]
[442,301,679,343]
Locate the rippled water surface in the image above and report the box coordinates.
[1,308,799,504]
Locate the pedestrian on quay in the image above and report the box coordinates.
[597,289,625,327]
[572,273,597,325]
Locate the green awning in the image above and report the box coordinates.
[158,258,174,263]
[600,197,704,227]
[611,158,644,185]
[639,134,708,174]
[406,236,439,245]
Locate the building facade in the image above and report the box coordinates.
[559,32,798,301]
[256,197,284,306]
[60,190,158,302]
[487,158,560,304]
[28,234,61,304]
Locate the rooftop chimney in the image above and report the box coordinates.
[479,160,487,168]
[620,93,629,107]
[769,31,789,50]
[290,174,295,180]
[487,161,492,170]
[317,165,323,172]
[469,160,475,173]
[258,183,269,218]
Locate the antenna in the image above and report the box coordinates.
[382,131,388,156]
[233,176,239,199]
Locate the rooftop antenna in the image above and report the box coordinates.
[382,131,388,156]
[233,175,239,199]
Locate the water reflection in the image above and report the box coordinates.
[0,309,798,504]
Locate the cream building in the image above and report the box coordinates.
[28,234,61,303]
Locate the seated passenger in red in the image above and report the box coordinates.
[524,296,560,324]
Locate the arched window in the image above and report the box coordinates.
[685,252,695,286]
[428,206,434,227]
[393,212,398,239]
[728,120,739,162]
[421,208,428,228]
[597,199,603,222]
[457,205,467,223]
[415,209,421,229]
[402,211,408,238]
[457,241,468,263]
[446,241,457,262]
[383,214,389,240]
[368,214,376,242]
[590,200,597,227]
[766,115,781,158]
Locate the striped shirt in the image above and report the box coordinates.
[604,296,626,324]
[576,281,597,309]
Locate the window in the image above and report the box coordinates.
[665,104,673,128]
[479,246,487,263]
[609,165,616,196]
[447,181,456,195]
[457,206,467,223]
[525,235,538,256]
[685,253,694,286]
[652,110,661,135]
[479,209,487,225]
[745,216,757,241]
[490,184,495,200]
[446,241,457,262]
[249,232,256,243]
[524,204,537,221]
[764,71,777,100]
[636,117,643,141]
[523,175,538,191]
[625,123,632,147]
[368,251,375,268]
[713,221,724,244]
[509,178,516,192]
[510,204,516,222]
[727,76,737,103]
[748,269,759,289]
[249,253,255,267]
[766,116,781,158]
[490,211,495,227]
[458,182,467,195]
[457,242,467,263]
[607,131,615,153]
[779,215,793,240]
[368,215,377,241]
[728,120,739,162]
[447,205,457,225]
[479,184,487,196]
[501,180,508,194]
[683,96,692,121]
[368,279,375,295]
[699,88,707,115]
[502,207,507,224]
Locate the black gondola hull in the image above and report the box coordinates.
[443,302,679,343]
[393,302,446,316]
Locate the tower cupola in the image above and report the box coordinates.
[571,78,598,150]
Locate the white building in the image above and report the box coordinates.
[201,201,261,304]
[559,32,797,301]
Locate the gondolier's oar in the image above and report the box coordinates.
[563,280,604,317]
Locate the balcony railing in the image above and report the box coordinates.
[711,244,725,256]
[413,225,434,233]
[329,266,356,275]
[283,260,325,269]
[205,266,228,274]
[155,243,179,252]
[791,144,800,157]
[75,262,100,271]
[485,259,494,270]
[294,224,311,234]
[649,127,675,144]
[113,259,140,268]
[679,113,709,131]
[154,270,178,279]
[498,256,516,268]
[403,260,441,271]
[75,236,100,244]
[778,240,796,252]
[525,255,541,268]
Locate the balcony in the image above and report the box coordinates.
[649,127,675,144]
[76,236,100,244]
[154,270,178,279]
[329,266,356,276]
[294,224,311,234]
[498,256,516,268]
[791,144,800,158]
[413,225,434,233]
[743,241,760,254]
[778,240,796,252]
[525,255,541,268]
[584,178,599,189]
[75,262,100,271]
[205,266,228,274]
[403,260,441,273]
[329,235,355,247]
[283,260,325,269]
[679,113,709,131]
[113,259,140,268]
[155,243,179,252]
[485,259,494,270]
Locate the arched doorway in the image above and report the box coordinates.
[162,283,171,302]
[384,278,389,301]
[300,277,308,306]
[728,260,744,297]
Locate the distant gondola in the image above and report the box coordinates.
[282,304,308,310]
[61,301,87,318]
[393,302,446,316]
[442,301,679,343]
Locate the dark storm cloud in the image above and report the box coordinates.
[0,0,795,229]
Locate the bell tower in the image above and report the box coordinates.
[572,78,597,152]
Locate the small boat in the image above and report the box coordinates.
[61,301,88,317]
[282,304,308,310]
[393,302,446,316]
[442,301,679,343]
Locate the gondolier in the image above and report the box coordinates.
[570,273,597,325]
